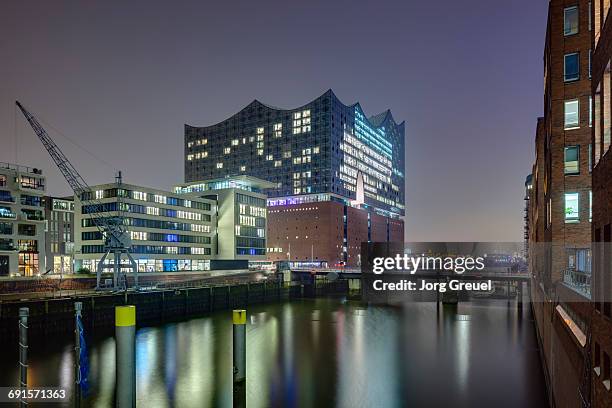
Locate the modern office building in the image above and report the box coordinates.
[74,176,270,273]
[174,176,273,261]
[590,0,612,405]
[528,1,603,406]
[43,196,75,274]
[75,182,216,273]
[0,162,46,276]
[184,90,405,266]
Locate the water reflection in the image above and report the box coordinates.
[0,298,547,408]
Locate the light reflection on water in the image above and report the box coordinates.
[0,298,547,408]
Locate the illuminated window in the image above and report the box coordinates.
[590,190,592,221]
[293,110,311,134]
[133,191,147,201]
[146,206,159,216]
[313,146,320,154]
[216,162,223,169]
[283,151,291,159]
[224,147,231,154]
[564,146,579,175]
[257,149,264,156]
[177,211,201,221]
[231,139,239,146]
[95,190,104,199]
[564,100,579,129]
[590,96,593,127]
[187,154,194,161]
[191,224,210,233]
[154,194,166,204]
[565,193,579,221]
[564,6,578,36]
[266,154,273,161]
[240,166,246,172]
[274,160,282,167]
[239,215,256,226]
[274,123,282,138]
[130,231,147,240]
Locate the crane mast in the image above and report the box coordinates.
[16,101,138,290]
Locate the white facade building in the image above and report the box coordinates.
[174,176,273,261]
[0,162,46,276]
[75,182,216,273]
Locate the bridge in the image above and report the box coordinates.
[290,268,531,282]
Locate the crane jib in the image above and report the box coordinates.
[15,100,139,291]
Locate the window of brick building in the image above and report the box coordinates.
[564,100,580,129]
[564,146,580,174]
[564,53,580,81]
[564,193,579,222]
[564,6,579,36]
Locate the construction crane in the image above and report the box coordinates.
[16,101,138,290]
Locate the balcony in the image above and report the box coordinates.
[0,209,17,219]
[563,269,591,298]
[0,162,43,175]
[0,239,16,252]
[19,210,44,221]
[0,195,15,203]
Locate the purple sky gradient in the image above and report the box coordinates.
[0,0,548,241]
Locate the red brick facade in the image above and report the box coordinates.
[266,201,404,267]
[591,0,612,404]
[529,0,601,406]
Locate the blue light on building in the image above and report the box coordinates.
[184,89,405,217]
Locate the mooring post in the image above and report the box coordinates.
[18,307,28,408]
[232,309,247,408]
[115,306,136,408]
[74,302,82,408]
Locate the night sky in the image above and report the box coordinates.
[0,0,548,242]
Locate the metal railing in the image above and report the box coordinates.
[0,162,43,175]
[563,269,591,298]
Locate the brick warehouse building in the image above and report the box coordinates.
[591,0,612,405]
[528,0,598,406]
[184,90,405,267]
